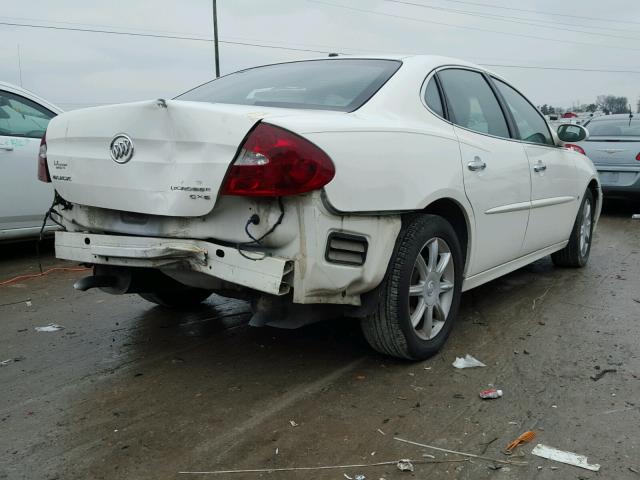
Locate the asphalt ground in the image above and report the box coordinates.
[1,200,639,479]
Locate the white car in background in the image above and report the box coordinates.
[42,55,601,360]
[0,81,61,240]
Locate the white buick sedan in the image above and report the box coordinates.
[42,55,601,360]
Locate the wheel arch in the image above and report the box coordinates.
[586,176,602,223]
[416,197,472,272]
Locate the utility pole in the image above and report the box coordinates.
[212,0,220,78]
[17,44,23,87]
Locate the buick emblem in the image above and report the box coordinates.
[110,134,134,163]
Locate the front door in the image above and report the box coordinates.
[491,78,580,254]
[0,90,55,233]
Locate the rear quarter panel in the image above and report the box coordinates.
[269,115,469,214]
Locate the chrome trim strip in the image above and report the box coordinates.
[485,196,575,214]
[530,196,575,209]
[485,201,530,214]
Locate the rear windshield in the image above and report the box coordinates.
[175,59,401,112]
[584,117,640,137]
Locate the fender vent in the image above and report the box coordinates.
[325,232,368,266]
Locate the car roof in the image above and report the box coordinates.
[0,80,63,113]
[289,54,506,85]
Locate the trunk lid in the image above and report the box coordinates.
[583,137,640,166]
[46,100,290,217]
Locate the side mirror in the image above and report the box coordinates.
[557,124,589,143]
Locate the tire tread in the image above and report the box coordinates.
[362,214,456,360]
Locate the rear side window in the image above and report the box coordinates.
[493,79,553,146]
[0,90,55,138]
[438,69,509,138]
[176,59,402,112]
[424,77,444,117]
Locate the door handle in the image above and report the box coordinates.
[0,145,14,151]
[467,156,486,171]
[533,162,547,173]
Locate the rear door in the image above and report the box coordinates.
[437,68,531,276]
[0,90,55,233]
[492,78,580,253]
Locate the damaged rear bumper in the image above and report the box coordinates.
[55,231,293,296]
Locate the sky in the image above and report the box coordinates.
[1,0,639,111]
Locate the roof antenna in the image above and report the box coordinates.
[328,52,339,57]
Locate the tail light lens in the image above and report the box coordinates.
[565,143,585,155]
[221,123,335,197]
[636,152,640,161]
[37,133,51,182]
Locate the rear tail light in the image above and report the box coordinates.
[636,152,640,161]
[37,133,51,182]
[221,123,335,197]
[565,143,585,155]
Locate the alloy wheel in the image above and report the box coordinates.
[408,237,455,340]
[579,199,592,257]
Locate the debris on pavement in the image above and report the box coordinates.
[531,444,601,472]
[0,298,31,308]
[396,459,414,472]
[289,420,298,427]
[377,428,386,435]
[354,474,366,480]
[34,323,64,332]
[531,288,550,311]
[0,356,25,366]
[178,457,464,475]
[479,437,498,455]
[590,368,616,381]
[479,388,503,399]
[394,437,527,466]
[505,431,536,453]
[452,354,486,369]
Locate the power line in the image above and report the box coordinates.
[480,64,640,74]
[385,0,640,41]
[0,20,334,54]
[435,0,640,27]
[309,0,640,53]
[0,20,213,41]
[223,40,329,53]
[0,15,209,38]
[4,15,640,75]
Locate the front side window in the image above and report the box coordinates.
[0,91,54,138]
[424,77,444,117]
[437,69,509,138]
[493,79,553,145]
[176,59,402,112]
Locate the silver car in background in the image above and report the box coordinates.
[581,113,640,199]
[0,81,62,240]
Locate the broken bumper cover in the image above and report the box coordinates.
[55,231,293,295]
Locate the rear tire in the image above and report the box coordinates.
[361,214,463,360]
[551,189,594,268]
[139,288,212,308]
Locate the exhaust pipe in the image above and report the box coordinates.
[74,275,121,292]
[72,266,203,295]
